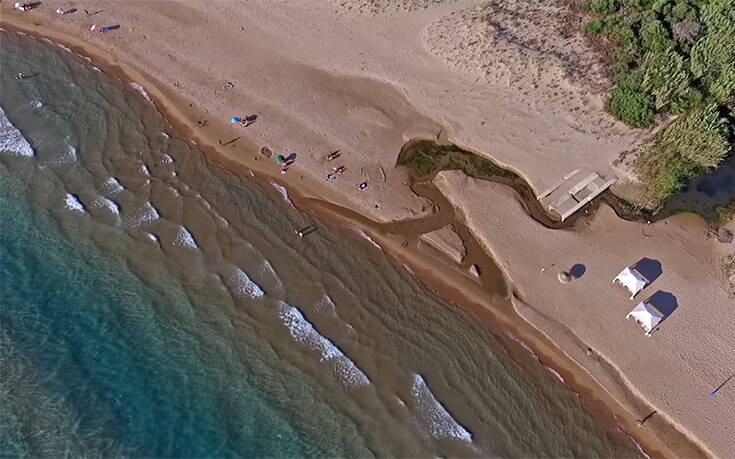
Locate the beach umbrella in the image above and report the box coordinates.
[231,117,241,124]
[557,271,572,284]
[276,155,285,164]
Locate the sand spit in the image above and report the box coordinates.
[420,225,466,264]
[2,1,730,455]
[435,170,734,457]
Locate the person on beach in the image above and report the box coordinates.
[327,150,341,161]
[15,73,24,80]
[90,24,120,33]
[359,181,368,190]
[333,166,346,175]
[14,2,40,11]
[231,116,257,127]
[326,173,336,182]
[280,165,289,175]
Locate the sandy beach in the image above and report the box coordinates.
[2,0,733,457]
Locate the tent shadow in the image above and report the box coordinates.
[648,290,678,323]
[632,257,662,284]
[570,263,586,279]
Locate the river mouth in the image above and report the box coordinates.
[659,154,735,221]
[397,139,735,226]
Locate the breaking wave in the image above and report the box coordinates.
[227,268,265,299]
[91,196,120,216]
[64,193,85,213]
[0,107,35,157]
[124,202,160,227]
[172,226,198,249]
[410,374,473,443]
[278,303,370,389]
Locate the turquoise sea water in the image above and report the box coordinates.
[0,30,644,457]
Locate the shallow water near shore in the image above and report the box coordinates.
[1,31,643,457]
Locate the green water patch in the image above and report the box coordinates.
[397,140,623,228]
[397,139,733,227]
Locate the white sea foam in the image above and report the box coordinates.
[160,154,174,164]
[172,226,198,249]
[92,196,120,216]
[315,294,336,314]
[161,132,170,139]
[124,202,160,227]
[101,177,124,195]
[545,366,565,383]
[506,331,539,361]
[410,374,473,443]
[64,193,85,213]
[49,142,77,166]
[270,181,294,207]
[616,421,652,459]
[0,107,35,157]
[18,99,43,113]
[144,232,159,243]
[228,268,265,299]
[278,303,370,389]
[130,82,153,103]
[353,227,382,251]
[138,163,150,176]
[55,42,72,53]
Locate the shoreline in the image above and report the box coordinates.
[0,15,709,459]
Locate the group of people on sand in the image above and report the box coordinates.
[14,2,120,33]
[325,150,368,189]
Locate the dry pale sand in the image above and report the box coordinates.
[2,0,643,205]
[3,0,733,455]
[435,170,735,457]
[419,225,466,264]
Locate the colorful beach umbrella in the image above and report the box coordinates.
[231,117,240,124]
[276,155,285,164]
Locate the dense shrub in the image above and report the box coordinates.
[606,88,655,127]
[581,0,734,206]
[689,0,735,101]
[640,104,731,201]
[641,49,689,110]
[584,19,606,34]
[583,0,619,15]
[641,20,675,51]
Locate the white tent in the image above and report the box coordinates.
[613,267,648,299]
[626,301,664,336]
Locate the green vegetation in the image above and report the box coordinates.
[581,0,735,208]
[397,141,515,180]
[723,253,735,297]
[638,104,730,202]
[606,88,654,126]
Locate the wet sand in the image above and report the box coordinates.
[0,7,721,458]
